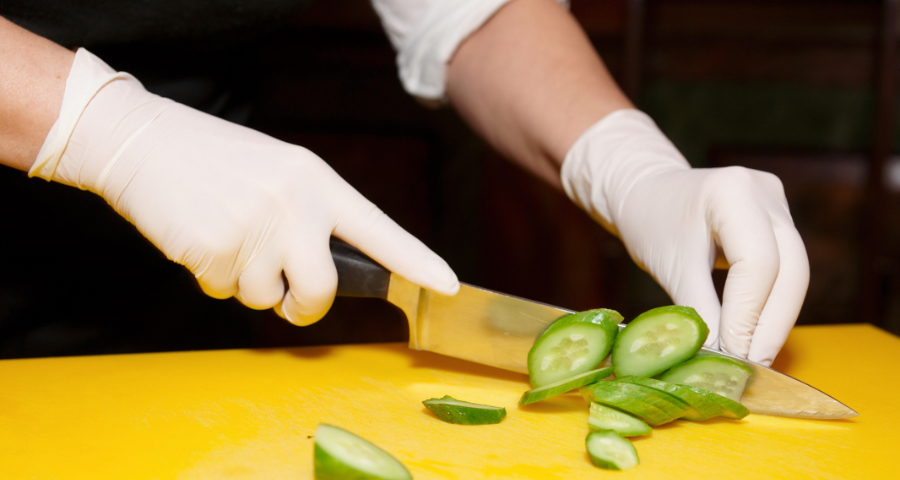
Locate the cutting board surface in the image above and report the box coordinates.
[1,324,898,479]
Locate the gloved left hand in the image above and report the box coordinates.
[562,109,810,366]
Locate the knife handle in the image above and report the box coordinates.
[330,237,391,299]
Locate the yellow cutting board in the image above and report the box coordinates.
[0,324,897,479]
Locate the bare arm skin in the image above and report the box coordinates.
[445,0,632,188]
[0,16,73,171]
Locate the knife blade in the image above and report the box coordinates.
[331,238,857,419]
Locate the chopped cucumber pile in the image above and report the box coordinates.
[314,424,412,480]
[521,304,754,471]
[422,395,507,425]
[526,309,621,387]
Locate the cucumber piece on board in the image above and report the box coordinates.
[585,430,640,471]
[607,379,700,421]
[519,367,614,406]
[615,376,723,421]
[611,306,709,378]
[314,424,412,480]
[580,381,683,426]
[589,402,652,437]
[678,385,751,420]
[527,309,622,388]
[422,396,506,425]
[660,356,754,402]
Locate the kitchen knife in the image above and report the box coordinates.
[331,238,857,420]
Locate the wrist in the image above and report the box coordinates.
[560,109,690,236]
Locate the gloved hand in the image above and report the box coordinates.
[30,48,460,326]
[562,109,809,366]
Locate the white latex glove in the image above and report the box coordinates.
[30,48,460,326]
[562,109,809,366]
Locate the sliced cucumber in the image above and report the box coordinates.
[580,381,684,426]
[519,366,613,406]
[589,402,652,437]
[615,376,723,421]
[660,356,754,402]
[422,396,506,425]
[611,306,709,378]
[607,380,699,421]
[585,430,640,471]
[314,424,412,480]
[677,385,750,420]
[527,309,621,388]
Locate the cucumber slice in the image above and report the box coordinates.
[588,402,652,437]
[677,385,751,420]
[519,367,614,406]
[615,376,724,421]
[527,309,622,388]
[660,356,754,402]
[422,396,506,425]
[607,380,699,421]
[314,424,412,480]
[585,430,640,471]
[611,306,709,378]
[580,381,684,426]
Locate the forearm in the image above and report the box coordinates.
[0,16,73,171]
[445,0,632,188]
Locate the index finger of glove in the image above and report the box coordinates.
[714,198,782,359]
[333,197,459,296]
[747,218,810,366]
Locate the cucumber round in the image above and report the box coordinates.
[527,309,621,388]
[519,367,613,406]
[589,402,652,437]
[615,376,723,421]
[580,381,683,426]
[422,396,506,425]
[611,306,709,378]
[607,380,698,420]
[314,424,412,480]
[585,430,640,471]
[677,385,751,420]
[660,356,754,402]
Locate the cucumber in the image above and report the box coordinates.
[660,356,754,402]
[615,376,723,421]
[580,381,684,426]
[677,385,751,420]
[611,306,709,378]
[589,402,652,437]
[527,309,621,388]
[519,366,613,406]
[422,396,506,425]
[314,424,412,480]
[585,430,640,470]
[607,380,700,421]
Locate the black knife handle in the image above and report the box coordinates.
[330,237,391,299]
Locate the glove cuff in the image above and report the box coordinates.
[29,48,135,187]
[560,109,690,237]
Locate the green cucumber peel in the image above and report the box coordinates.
[606,379,701,421]
[611,306,709,378]
[527,309,621,388]
[589,402,652,437]
[615,376,723,421]
[519,366,613,406]
[580,381,682,426]
[313,424,412,480]
[677,384,751,420]
[422,396,506,425]
[660,356,753,402]
[585,430,640,471]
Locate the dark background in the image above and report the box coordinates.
[2,0,899,359]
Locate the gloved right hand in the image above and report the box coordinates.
[30,48,460,325]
